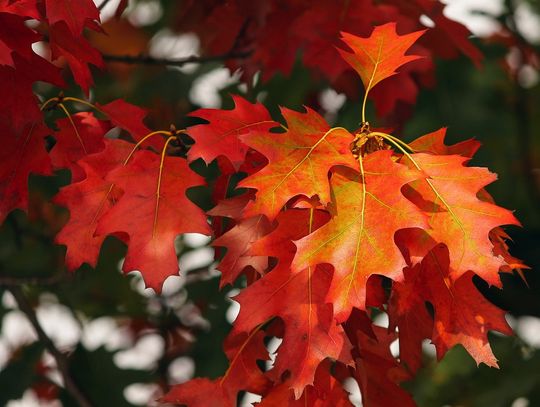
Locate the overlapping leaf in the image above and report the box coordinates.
[239,107,357,221]
[212,215,271,287]
[234,264,347,398]
[0,2,63,130]
[0,123,52,223]
[344,314,417,407]
[292,152,427,321]
[249,208,331,269]
[397,244,513,366]
[96,99,163,149]
[49,21,103,93]
[49,112,110,181]
[401,152,519,286]
[258,360,353,406]
[45,0,99,36]
[95,150,211,290]
[162,330,270,407]
[54,139,133,270]
[187,95,278,170]
[231,208,346,397]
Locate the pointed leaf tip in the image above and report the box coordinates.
[338,23,426,94]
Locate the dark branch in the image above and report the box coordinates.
[0,273,66,286]
[98,0,113,11]
[102,51,252,67]
[7,286,93,407]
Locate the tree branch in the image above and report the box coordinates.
[7,286,93,407]
[102,51,252,67]
[98,0,113,11]
[0,273,66,286]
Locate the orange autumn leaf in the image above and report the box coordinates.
[399,244,513,366]
[338,23,425,96]
[401,152,520,287]
[292,151,427,322]
[239,107,357,221]
[162,330,270,407]
[234,264,347,398]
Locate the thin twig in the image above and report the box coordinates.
[98,0,113,11]
[8,286,93,407]
[0,273,66,286]
[102,51,252,67]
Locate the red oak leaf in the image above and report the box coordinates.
[0,4,66,130]
[95,150,211,290]
[239,107,357,221]
[345,318,416,407]
[289,0,381,81]
[391,129,482,268]
[190,1,245,56]
[162,378,223,407]
[338,23,425,95]
[78,138,134,178]
[388,256,434,374]
[0,122,52,223]
[422,2,483,67]
[404,244,513,366]
[45,0,99,37]
[258,360,353,406]
[50,112,110,182]
[245,6,302,82]
[97,99,150,138]
[97,99,163,149]
[210,156,237,209]
[0,53,63,131]
[0,0,40,18]
[212,215,272,288]
[391,299,432,375]
[0,11,40,66]
[407,129,525,277]
[408,127,481,157]
[54,139,134,270]
[249,208,331,270]
[49,21,103,93]
[234,264,347,398]
[0,64,41,130]
[401,152,520,286]
[162,330,270,407]
[384,0,483,67]
[292,152,427,322]
[207,192,255,220]
[187,95,278,170]
[54,166,122,270]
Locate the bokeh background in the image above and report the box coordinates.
[1,0,539,406]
